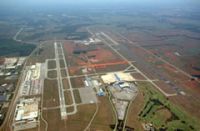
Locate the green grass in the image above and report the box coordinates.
[138,82,200,130]
[73,89,82,104]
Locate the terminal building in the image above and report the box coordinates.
[101,72,138,120]
[101,72,135,84]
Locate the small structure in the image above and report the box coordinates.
[0,95,7,102]
[97,88,105,96]
[16,57,26,66]
[143,123,155,131]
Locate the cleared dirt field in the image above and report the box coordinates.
[131,73,146,80]
[24,127,39,131]
[94,63,129,74]
[63,40,124,70]
[70,77,85,88]
[154,81,177,94]
[43,79,60,108]
[68,66,84,76]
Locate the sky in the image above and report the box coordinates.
[1,0,200,11]
[1,0,199,5]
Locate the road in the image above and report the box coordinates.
[13,28,23,42]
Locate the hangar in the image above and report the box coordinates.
[101,72,135,84]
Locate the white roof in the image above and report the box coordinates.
[15,98,39,121]
[101,72,135,84]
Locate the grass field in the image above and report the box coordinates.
[62,78,69,89]
[43,79,60,108]
[137,82,200,130]
[64,90,73,105]
[66,104,96,130]
[70,77,85,88]
[126,91,145,130]
[59,59,65,68]
[47,70,57,79]
[73,89,82,104]
[48,60,56,69]
[90,97,115,131]
[61,69,67,77]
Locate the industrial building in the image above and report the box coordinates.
[84,76,105,96]
[20,63,42,96]
[13,98,40,131]
[0,57,26,77]
[75,37,102,46]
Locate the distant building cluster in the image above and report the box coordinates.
[12,62,44,130]
[0,83,15,124]
[0,57,26,125]
[0,57,26,77]
[75,37,101,46]
[20,63,42,96]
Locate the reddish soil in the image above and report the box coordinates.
[131,73,146,80]
[70,77,85,88]
[63,41,75,55]
[87,48,118,63]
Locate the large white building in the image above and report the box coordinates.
[101,72,135,84]
[13,98,40,131]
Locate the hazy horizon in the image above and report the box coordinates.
[1,0,200,6]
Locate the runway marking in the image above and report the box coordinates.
[100,32,177,97]
[54,42,67,119]
[116,32,200,84]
